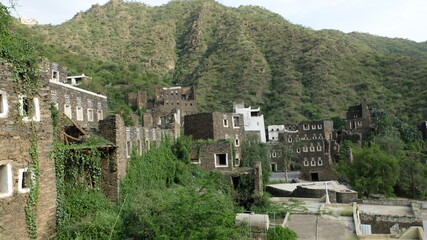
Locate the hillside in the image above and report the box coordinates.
[31,0,427,124]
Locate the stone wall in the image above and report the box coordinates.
[0,61,56,239]
[191,140,235,171]
[336,190,358,203]
[359,213,422,234]
[39,61,108,130]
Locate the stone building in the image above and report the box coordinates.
[0,61,56,239]
[184,112,244,170]
[278,120,339,181]
[267,125,284,142]
[40,61,108,130]
[154,86,197,119]
[233,103,266,143]
[344,99,372,141]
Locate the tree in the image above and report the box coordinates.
[337,143,399,197]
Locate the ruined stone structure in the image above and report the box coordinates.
[40,61,108,130]
[267,125,284,142]
[190,140,236,170]
[185,112,244,169]
[0,61,56,239]
[233,102,266,143]
[278,120,339,181]
[127,91,147,110]
[154,86,197,119]
[343,98,372,141]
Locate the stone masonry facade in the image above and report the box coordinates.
[0,60,56,239]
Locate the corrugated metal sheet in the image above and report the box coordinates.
[361,224,372,235]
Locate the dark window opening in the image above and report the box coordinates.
[233,116,240,127]
[0,93,3,113]
[22,97,32,116]
[216,154,227,166]
[21,171,30,189]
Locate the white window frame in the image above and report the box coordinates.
[87,108,94,122]
[311,158,316,166]
[303,159,309,167]
[310,145,315,152]
[97,110,103,121]
[64,104,72,119]
[296,148,301,153]
[51,70,59,82]
[214,153,228,168]
[18,168,32,193]
[303,124,309,130]
[311,125,316,130]
[76,106,84,121]
[0,163,13,198]
[126,141,131,158]
[272,152,277,157]
[232,116,241,128]
[318,157,323,166]
[317,124,322,129]
[223,118,228,127]
[303,146,308,152]
[0,90,9,118]
[235,138,240,147]
[288,137,293,143]
[19,96,40,122]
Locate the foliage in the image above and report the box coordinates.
[267,226,297,240]
[336,143,399,197]
[24,0,427,125]
[172,135,193,163]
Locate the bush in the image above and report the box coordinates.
[267,226,297,240]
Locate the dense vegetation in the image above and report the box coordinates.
[24,0,427,125]
[337,109,427,199]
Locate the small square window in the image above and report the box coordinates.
[288,137,293,143]
[317,124,322,129]
[310,146,315,152]
[303,124,309,130]
[20,96,40,122]
[97,110,103,121]
[235,138,240,147]
[296,148,301,153]
[303,147,308,152]
[215,154,228,167]
[311,160,316,166]
[303,159,309,166]
[311,125,316,130]
[0,91,9,118]
[317,145,322,151]
[233,116,241,128]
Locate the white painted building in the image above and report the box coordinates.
[267,125,285,142]
[233,103,266,143]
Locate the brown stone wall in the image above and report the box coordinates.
[193,141,234,171]
[184,113,215,140]
[98,115,126,202]
[359,213,422,234]
[127,91,147,110]
[0,61,56,239]
[39,61,108,130]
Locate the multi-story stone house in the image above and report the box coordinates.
[233,103,266,143]
[184,112,244,170]
[344,98,372,141]
[0,60,56,239]
[277,120,339,181]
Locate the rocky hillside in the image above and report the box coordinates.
[31,0,427,124]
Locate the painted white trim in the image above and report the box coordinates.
[64,104,72,119]
[49,81,107,99]
[18,168,31,193]
[87,108,94,122]
[0,90,9,118]
[76,106,84,121]
[214,153,228,168]
[20,96,40,122]
[97,110,103,121]
[0,163,13,198]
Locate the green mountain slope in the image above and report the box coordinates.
[31,0,427,124]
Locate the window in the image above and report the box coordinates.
[354,114,358,118]
[215,154,228,167]
[318,157,323,166]
[18,168,32,193]
[311,125,316,130]
[288,137,293,143]
[76,107,84,121]
[137,140,142,155]
[191,157,200,164]
[126,141,131,158]
[235,158,240,167]
[317,145,322,151]
[235,138,240,147]
[272,152,277,158]
[20,96,40,122]
[303,134,308,140]
[303,146,308,152]
[303,124,309,130]
[0,91,8,118]
[97,110,103,121]
[317,124,322,129]
[64,104,72,119]
[52,70,59,82]
[233,116,241,128]
[303,158,309,166]
[0,163,12,198]
[312,134,316,139]
[309,145,315,152]
[296,148,301,153]
[223,119,228,127]
[311,158,316,166]
[87,109,94,122]
[358,121,362,126]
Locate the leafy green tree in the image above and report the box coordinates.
[337,143,399,197]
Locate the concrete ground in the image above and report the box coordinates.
[286,214,317,240]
